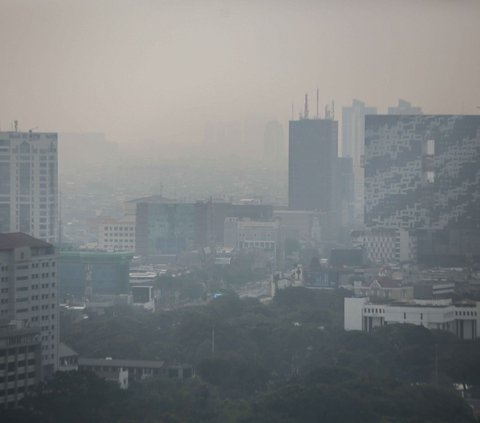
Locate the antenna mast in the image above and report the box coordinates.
[304,93,309,120]
[316,88,319,119]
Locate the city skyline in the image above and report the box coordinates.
[1,0,479,150]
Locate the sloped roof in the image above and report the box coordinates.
[0,232,52,250]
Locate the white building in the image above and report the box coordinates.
[344,297,479,340]
[351,227,416,264]
[341,100,377,225]
[224,218,279,258]
[0,233,59,376]
[0,131,58,244]
[98,219,135,252]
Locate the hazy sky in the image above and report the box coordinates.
[1,0,479,146]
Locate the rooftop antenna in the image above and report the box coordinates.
[316,88,319,119]
[14,120,18,132]
[331,100,335,120]
[304,93,309,120]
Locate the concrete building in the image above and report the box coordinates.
[133,196,275,257]
[364,115,480,265]
[224,218,280,263]
[0,321,42,408]
[351,228,416,264]
[98,219,135,252]
[0,131,58,243]
[353,278,414,300]
[273,209,323,244]
[342,100,377,225]
[344,297,479,340]
[57,249,133,300]
[0,233,59,376]
[288,118,338,214]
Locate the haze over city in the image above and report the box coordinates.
[1,0,479,154]
[1,1,480,421]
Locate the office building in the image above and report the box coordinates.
[0,321,42,408]
[288,118,338,213]
[351,228,416,264]
[0,233,59,376]
[342,100,377,225]
[57,249,133,299]
[134,196,274,257]
[364,115,480,264]
[224,218,280,258]
[98,219,136,252]
[0,131,58,244]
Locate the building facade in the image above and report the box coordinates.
[0,131,58,244]
[98,219,136,252]
[364,115,480,264]
[345,297,479,340]
[342,100,377,225]
[288,118,338,213]
[0,233,58,376]
[57,249,133,299]
[351,227,416,264]
[224,218,280,259]
[0,321,42,408]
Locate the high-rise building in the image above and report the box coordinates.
[0,321,42,408]
[342,100,377,225]
[0,131,58,243]
[365,115,480,265]
[387,99,422,115]
[0,233,59,376]
[288,118,338,213]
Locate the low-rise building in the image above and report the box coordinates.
[344,297,479,339]
[351,228,416,264]
[353,277,414,300]
[78,357,194,388]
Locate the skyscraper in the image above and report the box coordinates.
[342,100,377,225]
[288,118,338,213]
[365,115,480,264]
[0,131,58,243]
[0,233,59,376]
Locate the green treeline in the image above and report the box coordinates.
[5,287,480,422]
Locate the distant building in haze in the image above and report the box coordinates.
[342,100,377,225]
[0,131,58,243]
[263,120,285,163]
[388,99,422,115]
[288,118,338,213]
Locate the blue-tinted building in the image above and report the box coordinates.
[58,249,133,299]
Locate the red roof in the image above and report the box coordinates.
[0,233,52,250]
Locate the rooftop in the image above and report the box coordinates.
[79,357,166,369]
[0,232,52,250]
